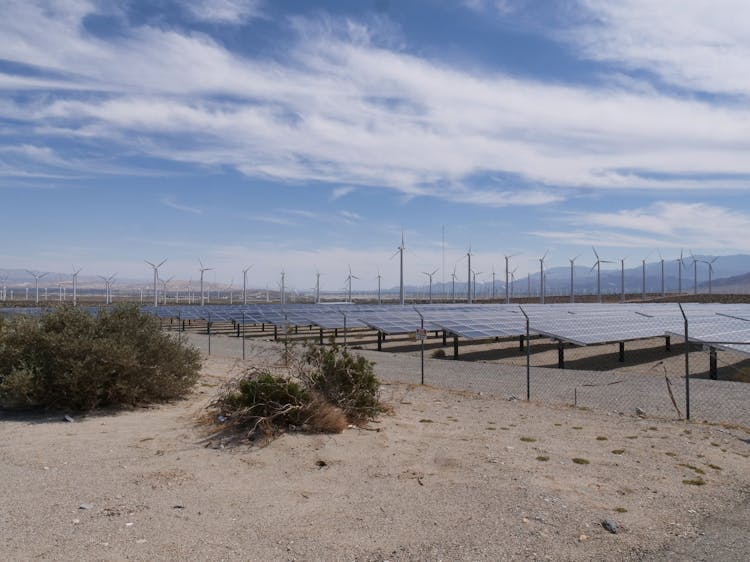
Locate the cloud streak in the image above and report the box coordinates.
[1,2,749,206]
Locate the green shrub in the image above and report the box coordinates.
[302,343,385,423]
[0,305,201,411]
[431,348,446,358]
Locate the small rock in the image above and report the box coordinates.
[125,522,134,527]
[217,415,226,423]
[508,396,519,402]
[64,415,75,423]
[72,519,80,524]
[578,534,588,541]
[635,407,645,416]
[136,539,147,544]
[79,503,94,510]
[602,519,619,534]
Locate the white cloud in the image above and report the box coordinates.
[330,186,355,200]
[183,0,262,24]
[570,0,750,98]
[1,3,750,205]
[160,196,203,214]
[533,202,750,251]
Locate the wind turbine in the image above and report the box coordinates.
[466,244,473,304]
[641,255,650,301]
[504,254,518,304]
[159,275,174,305]
[689,251,699,295]
[198,259,212,306]
[389,231,406,305]
[702,256,719,295]
[676,250,684,294]
[510,266,518,301]
[98,273,116,305]
[0,274,7,302]
[471,269,482,302]
[280,270,286,305]
[375,268,382,305]
[422,268,439,304]
[591,247,613,303]
[345,265,359,303]
[26,270,48,304]
[569,255,579,303]
[145,259,167,307]
[619,256,627,303]
[242,265,253,305]
[71,266,82,306]
[657,250,665,296]
[491,266,497,301]
[315,270,322,304]
[539,250,549,304]
[450,265,457,303]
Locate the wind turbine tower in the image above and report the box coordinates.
[198,259,212,306]
[242,265,252,305]
[26,270,48,304]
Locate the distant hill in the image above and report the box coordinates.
[699,271,750,294]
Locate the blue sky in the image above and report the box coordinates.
[2,0,750,292]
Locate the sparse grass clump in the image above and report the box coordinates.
[520,436,537,443]
[611,449,625,455]
[682,478,706,486]
[572,457,590,465]
[431,348,446,358]
[678,463,706,475]
[596,436,608,441]
[614,507,628,513]
[536,455,550,462]
[0,305,201,411]
[209,343,384,440]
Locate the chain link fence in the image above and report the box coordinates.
[173,307,750,428]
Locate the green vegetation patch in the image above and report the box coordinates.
[572,457,590,465]
[520,436,537,443]
[536,456,550,462]
[0,305,201,411]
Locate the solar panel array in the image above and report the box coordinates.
[3,302,750,356]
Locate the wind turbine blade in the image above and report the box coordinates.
[592,246,599,260]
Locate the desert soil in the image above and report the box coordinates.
[1,350,749,561]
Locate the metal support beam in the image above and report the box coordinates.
[709,347,718,380]
[557,340,565,369]
[274,325,278,341]
[618,341,625,362]
[377,331,382,351]
[519,334,525,351]
[319,328,324,346]
[665,335,671,351]
[442,330,447,345]
[453,336,459,359]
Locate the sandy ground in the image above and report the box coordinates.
[1,350,749,561]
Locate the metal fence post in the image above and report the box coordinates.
[519,306,530,400]
[678,303,690,420]
[414,307,425,385]
[207,311,211,356]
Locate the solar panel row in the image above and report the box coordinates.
[3,303,750,356]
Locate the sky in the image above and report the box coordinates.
[2,0,750,292]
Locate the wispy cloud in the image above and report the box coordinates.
[183,0,263,24]
[568,0,750,98]
[330,186,355,200]
[533,202,750,251]
[160,196,203,215]
[2,3,750,204]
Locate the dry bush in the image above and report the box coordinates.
[208,342,384,441]
[0,305,201,411]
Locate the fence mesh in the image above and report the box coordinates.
[171,306,750,429]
